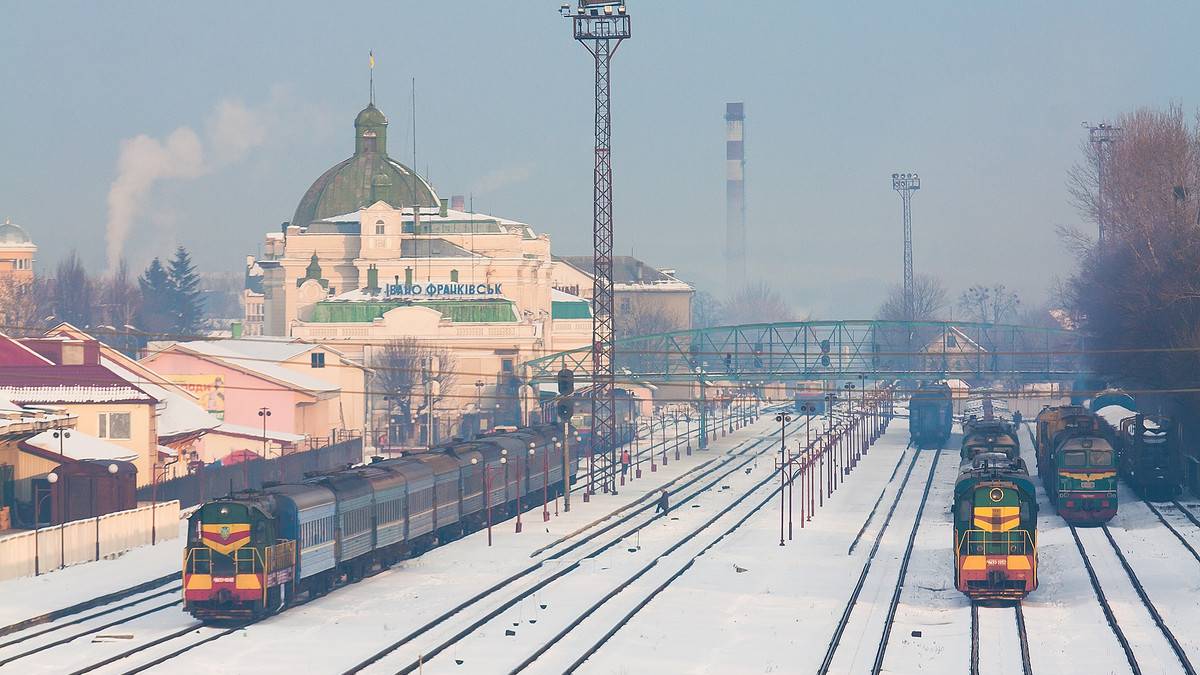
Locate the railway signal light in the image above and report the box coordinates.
[557,368,575,395]
[820,339,831,367]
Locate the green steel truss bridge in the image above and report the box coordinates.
[525,320,1087,384]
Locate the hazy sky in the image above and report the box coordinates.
[2,1,1198,317]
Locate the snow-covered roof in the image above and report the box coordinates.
[100,357,219,439]
[0,385,151,404]
[212,422,306,444]
[24,430,138,462]
[1096,404,1136,428]
[148,339,341,395]
[551,288,588,303]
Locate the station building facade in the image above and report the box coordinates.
[246,101,593,444]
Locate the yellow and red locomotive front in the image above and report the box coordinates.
[953,471,1038,601]
[183,499,294,620]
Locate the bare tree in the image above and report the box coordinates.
[53,250,93,328]
[876,274,948,321]
[0,276,53,336]
[1062,104,1200,401]
[690,290,723,329]
[721,282,793,325]
[96,259,142,354]
[374,338,458,442]
[958,284,1020,324]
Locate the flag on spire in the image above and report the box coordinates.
[369,50,375,69]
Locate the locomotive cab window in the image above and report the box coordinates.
[1089,449,1113,466]
[1063,450,1087,467]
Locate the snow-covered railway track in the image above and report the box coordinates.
[0,572,180,641]
[1144,502,1200,563]
[816,449,939,675]
[508,441,813,674]
[969,604,1032,675]
[340,425,791,674]
[1071,524,1196,675]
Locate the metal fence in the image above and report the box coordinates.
[140,438,364,509]
[0,500,179,582]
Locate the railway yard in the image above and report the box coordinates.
[5,406,1200,674]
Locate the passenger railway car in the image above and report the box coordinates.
[1091,391,1182,501]
[909,381,953,449]
[952,452,1038,601]
[183,425,576,622]
[1035,406,1116,524]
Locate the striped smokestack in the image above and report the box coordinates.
[725,102,746,289]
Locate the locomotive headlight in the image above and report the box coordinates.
[219,506,229,515]
[989,488,1004,503]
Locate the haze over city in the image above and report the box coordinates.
[4,0,1196,315]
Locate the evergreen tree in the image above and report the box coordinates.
[167,246,204,335]
[137,257,175,336]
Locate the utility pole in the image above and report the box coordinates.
[1084,122,1122,245]
[891,172,921,321]
[562,0,631,495]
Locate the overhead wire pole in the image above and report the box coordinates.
[563,0,631,495]
[1084,122,1121,245]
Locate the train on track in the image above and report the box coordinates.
[183,425,577,622]
[1034,406,1117,524]
[909,381,953,449]
[961,396,1020,462]
[1090,389,1182,501]
[952,446,1039,601]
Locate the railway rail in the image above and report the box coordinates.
[816,449,937,675]
[870,449,942,674]
[968,604,1033,675]
[0,571,179,640]
[342,422,794,674]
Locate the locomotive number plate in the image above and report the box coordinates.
[1081,481,1095,489]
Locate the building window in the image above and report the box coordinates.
[501,358,514,374]
[98,412,132,440]
[450,269,459,283]
[405,267,414,285]
[311,352,326,368]
[375,221,386,235]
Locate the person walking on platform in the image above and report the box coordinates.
[621,448,631,478]
[655,489,670,515]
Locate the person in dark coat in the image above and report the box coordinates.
[655,489,670,515]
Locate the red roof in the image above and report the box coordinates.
[0,335,54,367]
[0,365,156,403]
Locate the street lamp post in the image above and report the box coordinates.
[696,366,708,450]
[649,413,657,473]
[516,447,525,534]
[775,413,791,547]
[52,427,69,568]
[537,442,549,522]
[673,413,681,461]
[475,458,492,546]
[844,383,857,468]
[475,380,485,411]
[553,439,562,516]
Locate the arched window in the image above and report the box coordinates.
[450,269,459,283]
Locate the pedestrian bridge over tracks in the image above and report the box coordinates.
[524,320,1088,385]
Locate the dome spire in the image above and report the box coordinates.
[368,50,375,106]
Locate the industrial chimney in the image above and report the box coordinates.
[725,102,746,289]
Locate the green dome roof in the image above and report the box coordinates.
[292,103,439,229]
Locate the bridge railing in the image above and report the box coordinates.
[525,320,1085,383]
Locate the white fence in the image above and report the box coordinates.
[0,501,179,582]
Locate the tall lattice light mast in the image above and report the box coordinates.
[1084,122,1121,245]
[891,172,920,320]
[562,0,630,495]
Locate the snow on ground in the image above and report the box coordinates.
[0,521,184,628]
[877,435,969,673]
[1015,423,1132,675]
[577,418,916,675]
[123,417,788,675]
[975,606,1021,675]
[1104,480,1200,666]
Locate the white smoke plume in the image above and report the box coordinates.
[104,98,273,270]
